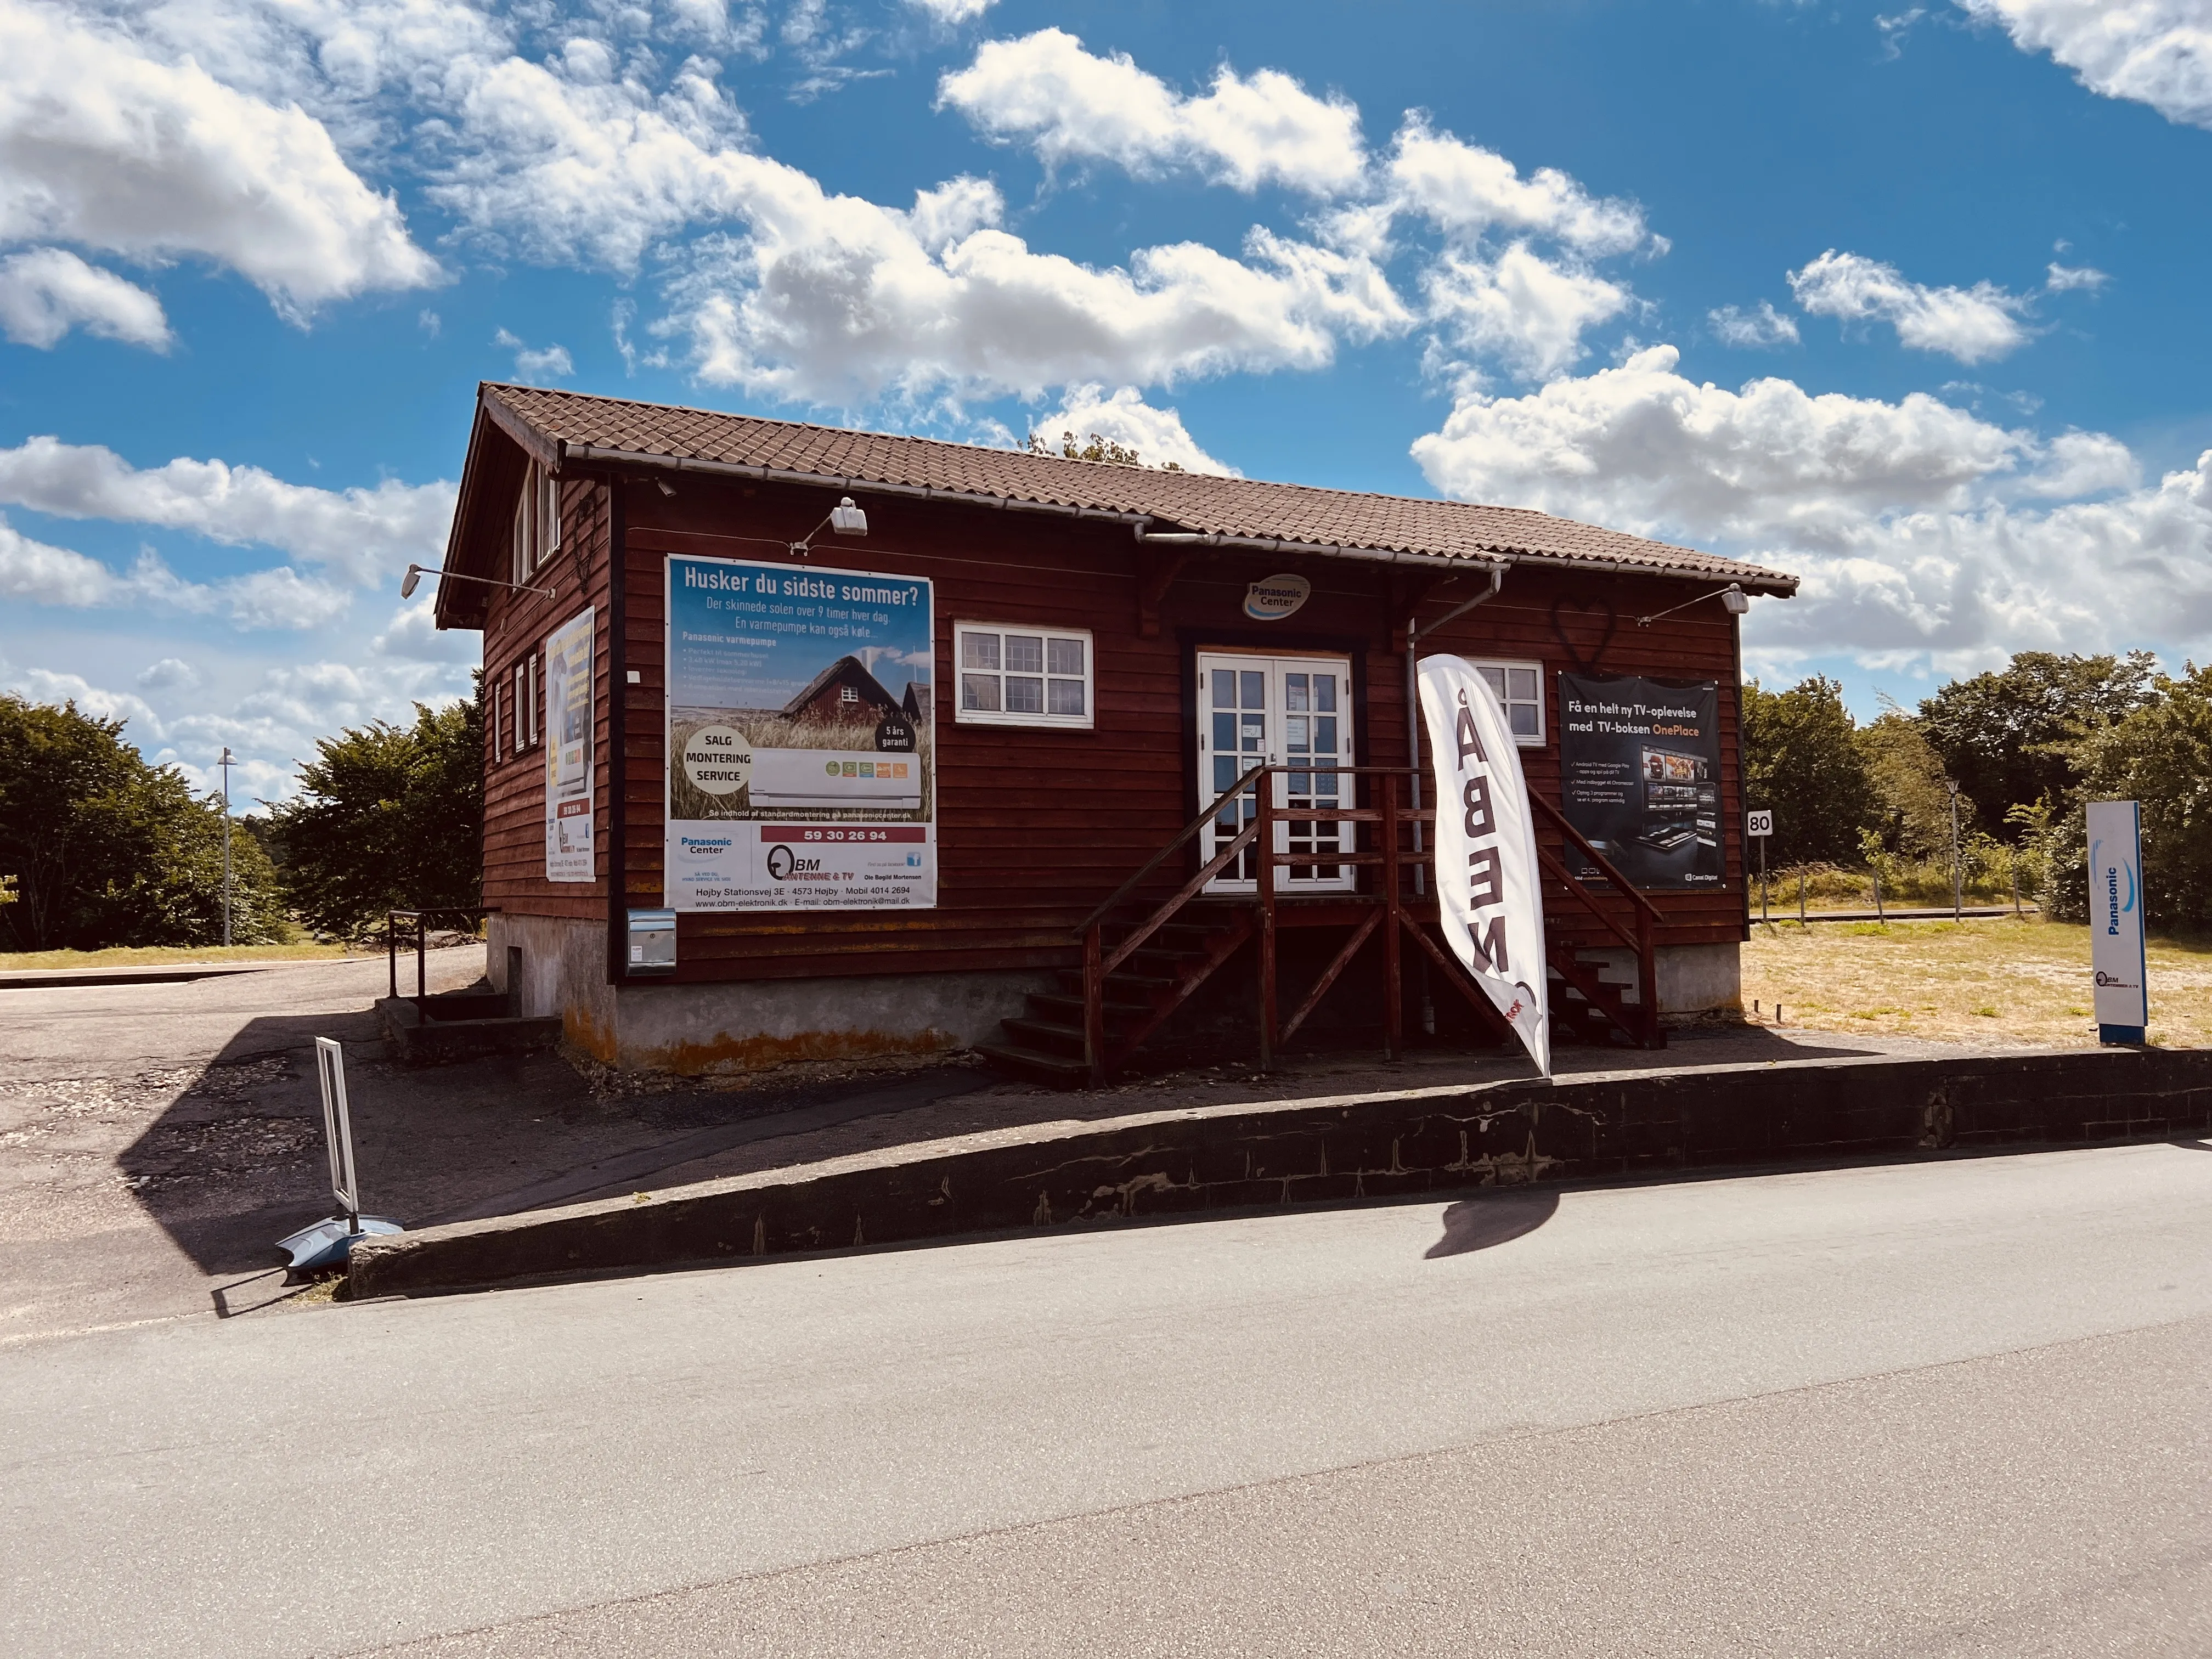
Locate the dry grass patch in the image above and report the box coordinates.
[1742,917,2212,1049]
[0,942,362,972]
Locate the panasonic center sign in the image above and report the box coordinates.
[2086,799,2148,1044]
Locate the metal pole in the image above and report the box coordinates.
[1874,860,1884,922]
[1798,868,1805,923]
[2011,851,2021,917]
[1948,781,1962,921]
[219,747,234,947]
[1760,833,1768,922]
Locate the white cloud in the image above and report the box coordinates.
[938,29,1366,196]
[7,665,163,733]
[1788,250,2032,363]
[373,592,478,662]
[1960,0,2212,128]
[494,327,574,379]
[1026,385,1239,475]
[906,0,996,20]
[2045,260,2111,291]
[1420,243,1631,381]
[668,167,1407,403]
[0,248,171,349]
[1381,116,1650,256]
[0,1,440,316]
[0,514,143,606]
[0,437,454,584]
[1708,300,1800,349]
[137,657,202,691]
[0,512,353,629]
[1408,343,2208,669]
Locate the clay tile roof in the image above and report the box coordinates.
[478,382,1797,595]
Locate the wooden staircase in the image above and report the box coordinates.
[979,764,1667,1088]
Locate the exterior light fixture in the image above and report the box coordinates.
[1637,582,1750,627]
[400,563,555,599]
[789,496,869,556]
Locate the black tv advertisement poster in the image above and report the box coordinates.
[1556,674,1724,890]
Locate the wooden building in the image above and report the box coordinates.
[436,382,1796,1081]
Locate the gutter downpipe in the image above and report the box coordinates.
[1405,565,1506,1035]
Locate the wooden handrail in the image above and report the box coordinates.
[1071,761,1268,939]
[1527,794,1664,924]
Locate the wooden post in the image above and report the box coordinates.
[1635,902,1660,1048]
[1382,770,1403,1062]
[1081,922,1106,1089]
[1256,769,1277,1073]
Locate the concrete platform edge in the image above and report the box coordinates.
[346,1046,2212,1300]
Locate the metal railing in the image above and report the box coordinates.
[386,907,496,1004]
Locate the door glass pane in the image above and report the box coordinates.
[1240,670,1265,709]
[1212,668,1235,708]
[1285,673,1308,712]
[1314,674,1336,713]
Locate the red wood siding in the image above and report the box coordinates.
[475,469,1751,982]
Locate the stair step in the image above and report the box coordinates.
[1002,1016,1087,1059]
[1028,991,1150,1025]
[974,1041,1088,1087]
[1054,967,1176,996]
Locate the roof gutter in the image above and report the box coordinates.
[1134,526,1510,575]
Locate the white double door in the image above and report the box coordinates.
[1196,652,1356,895]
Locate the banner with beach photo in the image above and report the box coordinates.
[664,554,935,911]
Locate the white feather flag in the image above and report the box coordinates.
[1418,654,1551,1076]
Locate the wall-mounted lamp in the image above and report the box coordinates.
[400,563,555,600]
[654,478,676,498]
[789,496,868,556]
[1636,582,1750,627]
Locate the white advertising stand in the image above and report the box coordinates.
[2086,800,2149,1045]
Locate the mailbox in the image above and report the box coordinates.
[627,909,676,975]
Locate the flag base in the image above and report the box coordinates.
[2098,1024,2146,1046]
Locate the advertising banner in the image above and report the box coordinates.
[1418,653,1550,1076]
[1557,673,1723,891]
[664,555,934,911]
[2087,799,2148,1041]
[544,606,595,883]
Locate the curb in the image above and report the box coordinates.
[347,1045,2212,1300]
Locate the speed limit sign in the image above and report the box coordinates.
[1746,810,1774,838]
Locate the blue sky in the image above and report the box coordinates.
[2,0,2208,802]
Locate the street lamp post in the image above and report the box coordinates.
[219,747,234,948]
[1946,777,1962,922]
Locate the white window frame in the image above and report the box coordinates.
[1468,657,1545,747]
[512,461,561,583]
[953,622,1094,730]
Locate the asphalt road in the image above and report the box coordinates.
[7,1137,2210,1655]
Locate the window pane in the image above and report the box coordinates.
[1047,637,1084,676]
[1478,665,1506,699]
[1048,679,1085,715]
[961,672,1001,712]
[1508,667,1538,701]
[1212,668,1235,709]
[1240,670,1265,709]
[1005,634,1043,673]
[1286,673,1308,712]
[1214,755,1238,792]
[1005,675,1043,713]
[961,632,1000,671]
[1314,675,1336,712]
[1286,715,1309,753]
[1509,704,1539,737]
[1212,712,1235,750]
[1315,715,1337,753]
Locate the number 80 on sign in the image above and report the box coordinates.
[1745,810,1773,839]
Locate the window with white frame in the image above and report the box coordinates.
[510,653,541,754]
[1469,658,1545,745]
[955,623,1093,727]
[511,461,561,584]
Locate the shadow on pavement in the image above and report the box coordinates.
[1426,1190,1560,1259]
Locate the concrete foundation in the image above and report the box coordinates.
[487,913,1047,1075]
[1575,942,1742,1015]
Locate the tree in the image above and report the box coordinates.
[272,692,484,938]
[1858,709,1972,859]
[1024,430,1185,471]
[0,695,290,951]
[1918,651,2157,839]
[1740,676,1878,866]
[2065,664,2212,930]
